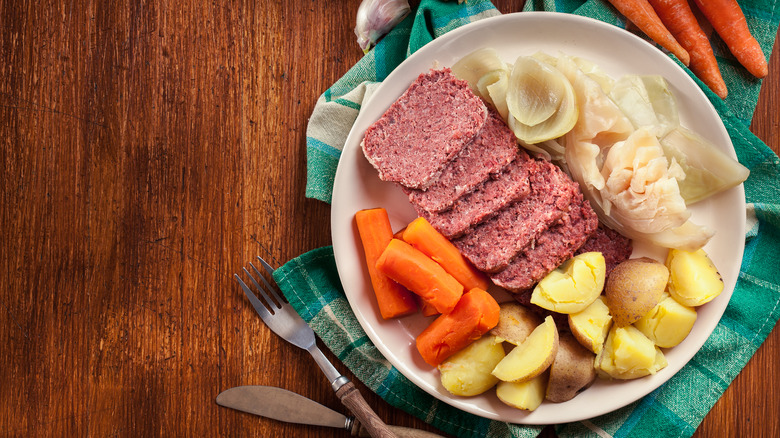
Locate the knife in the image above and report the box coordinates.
[217,385,445,438]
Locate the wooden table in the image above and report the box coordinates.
[1,1,777,436]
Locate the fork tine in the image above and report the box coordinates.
[233,274,274,320]
[249,261,285,306]
[256,255,275,276]
[242,266,281,312]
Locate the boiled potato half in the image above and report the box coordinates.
[595,325,668,380]
[496,371,549,412]
[605,257,669,327]
[490,302,543,345]
[492,315,558,383]
[439,335,506,397]
[635,292,697,348]
[568,295,612,354]
[546,331,596,403]
[666,248,724,307]
[530,252,606,314]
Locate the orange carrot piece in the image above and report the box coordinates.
[415,288,500,367]
[606,0,691,65]
[393,226,406,240]
[376,239,464,314]
[649,0,728,98]
[355,209,418,319]
[402,217,490,292]
[693,0,768,78]
[420,299,440,317]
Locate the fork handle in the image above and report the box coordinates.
[336,380,398,438]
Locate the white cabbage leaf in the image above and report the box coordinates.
[660,126,750,204]
[609,75,679,137]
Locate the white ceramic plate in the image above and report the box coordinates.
[330,12,745,424]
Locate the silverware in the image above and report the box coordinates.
[234,256,397,438]
[217,385,444,438]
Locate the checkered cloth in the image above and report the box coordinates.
[276,1,780,437]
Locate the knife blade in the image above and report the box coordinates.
[217,385,444,438]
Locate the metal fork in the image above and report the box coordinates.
[234,256,397,438]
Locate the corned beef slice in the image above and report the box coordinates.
[452,160,578,273]
[404,109,518,213]
[361,68,488,190]
[417,150,534,238]
[575,224,633,277]
[490,191,599,292]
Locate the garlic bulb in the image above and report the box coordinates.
[354,0,411,53]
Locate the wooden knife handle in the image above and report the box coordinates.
[335,381,397,438]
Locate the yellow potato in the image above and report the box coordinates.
[490,302,543,345]
[530,252,606,314]
[568,295,613,354]
[666,248,724,307]
[635,292,697,348]
[594,325,668,380]
[495,371,549,411]
[604,257,669,327]
[438,335,505,397]
[545,331,596,403]
[492,316,558,383]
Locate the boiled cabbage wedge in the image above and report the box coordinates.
[660,127,749,204]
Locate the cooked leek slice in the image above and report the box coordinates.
[660,127,749,204]
[507,56,569,127]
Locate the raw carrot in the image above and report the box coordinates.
[355,209,418,319]
[693,0,768,78]
[402,217,490,292]
[376,238,464,314]
[649,0,728,98]
[416,288,500,366]
[606,0,691,66]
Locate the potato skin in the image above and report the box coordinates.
[545,331,596,403]
[490,302,543,345]
[604,257,669,327]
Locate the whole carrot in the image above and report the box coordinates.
[606,0,691,66]
[693,0,768,78]
[649,0,728,98]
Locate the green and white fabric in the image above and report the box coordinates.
[279,1,780,437]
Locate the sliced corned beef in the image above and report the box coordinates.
[404,109,518,213]
[416,151,534,238]
[361,68,488,190]
[452,159,578,273]
[490,191,599,292]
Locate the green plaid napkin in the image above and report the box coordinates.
[279,1,780,437]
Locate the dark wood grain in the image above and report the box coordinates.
[0,1,777,437]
